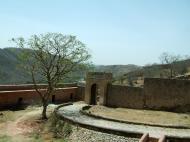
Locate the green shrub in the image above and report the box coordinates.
[48,113,72,138]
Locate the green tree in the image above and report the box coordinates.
[13,33,91,119]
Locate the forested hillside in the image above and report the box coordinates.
[0,48,31,84]
[0,48,139,84]
[114,59,190,86]
[0,48,88,84]
[1,47,190,85]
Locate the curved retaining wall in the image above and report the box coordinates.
[55,103,143,139]
[55,104,190,142]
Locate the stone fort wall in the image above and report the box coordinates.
[0,83,81,108]
[106,78,190,112]
[1,78,190,112]
[144,78,190,112]
[107,84,144,109]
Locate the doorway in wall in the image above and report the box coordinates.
[52,95,55,103]
[90,84,100,105]
[90,84,96,105]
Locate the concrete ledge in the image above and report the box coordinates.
[55,103,142,139]
[80,105,190,129]
[55,103,190,142]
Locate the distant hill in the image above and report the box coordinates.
[1,47,190,85]
[0,48,141,84]
[0,48,31,84]
[0,47,90,84]
[95,65,141,77]
[113,59,190,86]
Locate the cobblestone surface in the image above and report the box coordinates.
[69,126,139,142]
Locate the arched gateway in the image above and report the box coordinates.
[85,72,112,105]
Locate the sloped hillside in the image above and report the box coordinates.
[0,48,88,84]
[0,48,31,84]
[1,47,189,85]
[0,48,141,84]
[95,65,141,77]
[114,59,190,86]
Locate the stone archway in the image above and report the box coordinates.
[85,72,112,105]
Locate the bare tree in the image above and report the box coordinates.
[13,33,91,119]
[159,52,181,78]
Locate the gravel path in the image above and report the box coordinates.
[69,126,139,142]
[57,103,190,139]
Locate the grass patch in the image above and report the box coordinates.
[0,135,12,142]
[87,105,190,128]
[48,113,72,139]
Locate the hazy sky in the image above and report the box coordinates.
[0,0,190,65]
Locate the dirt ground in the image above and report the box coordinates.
[0,105,67,142]
[0,104,139,142]
[87,105,190,128]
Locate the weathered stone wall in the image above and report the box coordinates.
[77,85,85,101]
[144,78,190,112]
[106,78,190,112]
[106,84,144,109]
[0,85,78,108]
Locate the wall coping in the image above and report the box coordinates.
[0,87,78,94]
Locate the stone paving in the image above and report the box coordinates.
[57,103,190,139]
[69,126,139,142]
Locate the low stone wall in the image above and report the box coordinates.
[144,78,190,112]
[106,84,144,109]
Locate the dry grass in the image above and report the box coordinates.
[87,105,190,128]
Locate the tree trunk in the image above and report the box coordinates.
[42,103,48,120]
